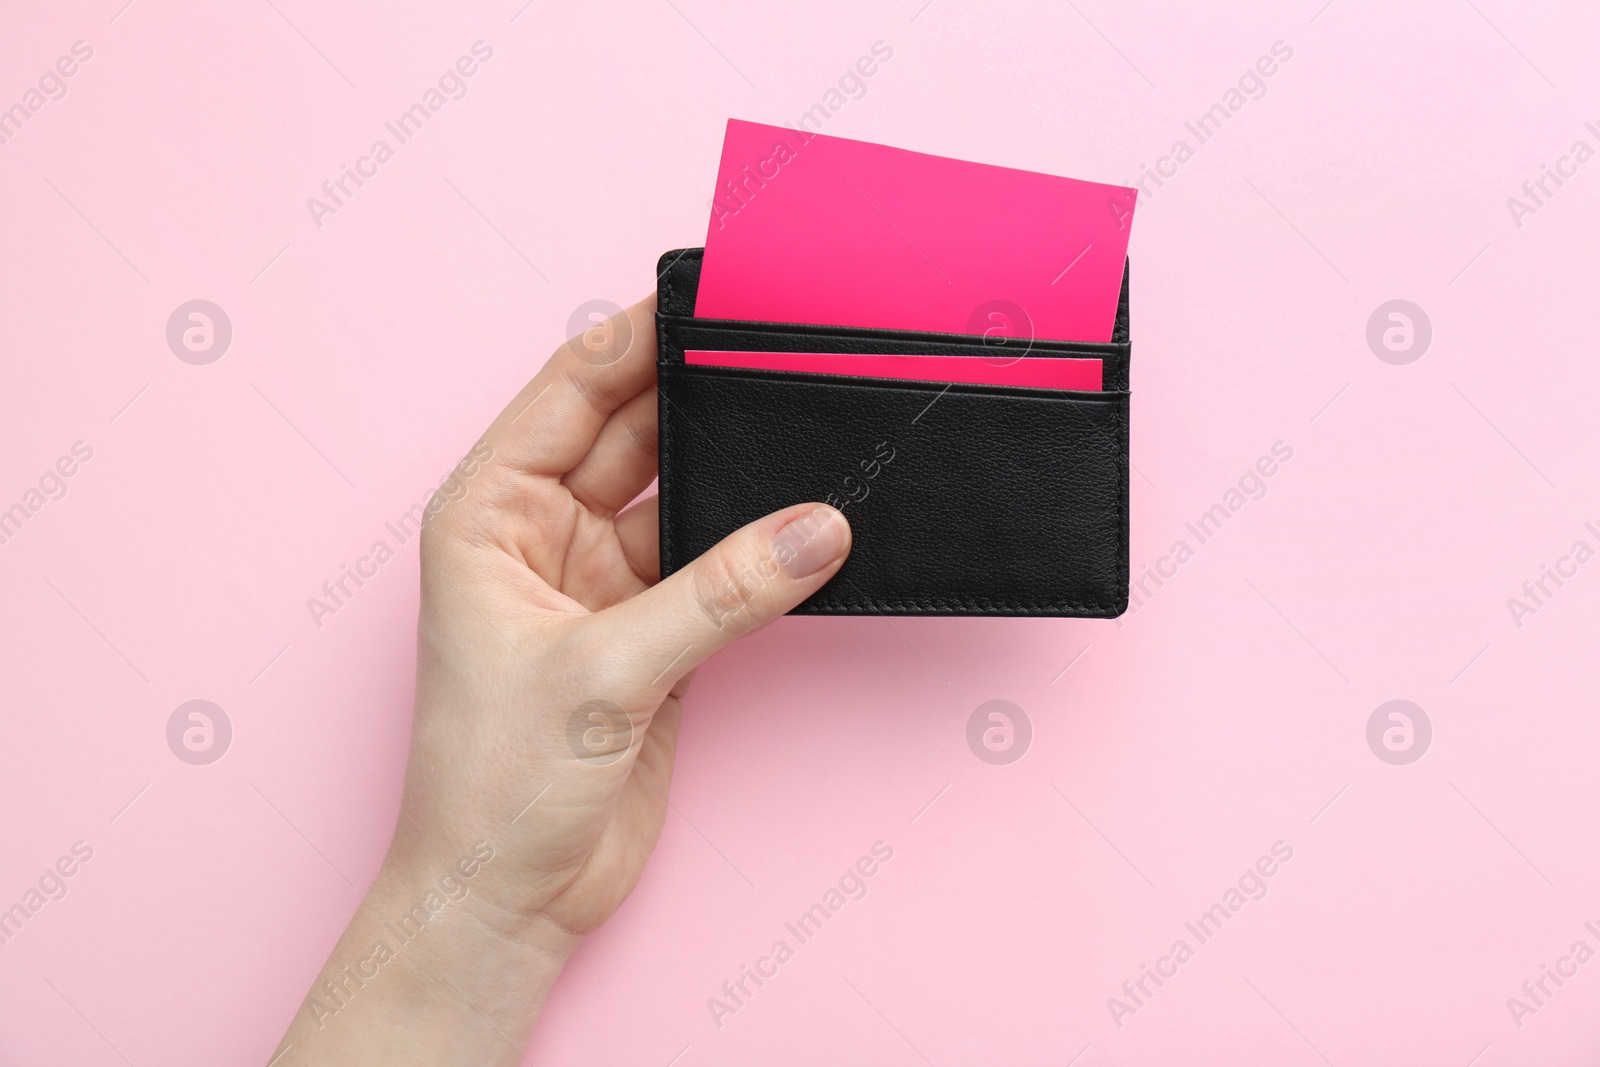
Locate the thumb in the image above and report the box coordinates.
[600,502,851,691]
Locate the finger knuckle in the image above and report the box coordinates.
[622,408,660,458]
[691,547,774,637]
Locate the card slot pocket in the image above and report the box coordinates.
[657,362,1129,617]
[655,246,1132,348]
[664,360,1111,401]
[659,312,1129,390]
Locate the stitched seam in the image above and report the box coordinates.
[657,346,676,574]
[1119,392,1129,589]
[799,597,1119,613]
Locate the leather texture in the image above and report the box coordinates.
[656,248,1131,617]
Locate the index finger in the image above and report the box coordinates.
[481,294,658,478]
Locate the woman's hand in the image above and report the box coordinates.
[275,294,851,1065]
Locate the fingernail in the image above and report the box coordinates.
[772,506,849,579]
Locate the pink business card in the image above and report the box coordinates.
[684,350,1103,391]
[696,119,1136,343]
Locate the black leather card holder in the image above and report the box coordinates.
[655,247,1130,617]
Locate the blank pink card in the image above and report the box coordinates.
[684,350,1103,390]
[697,119,1137,343]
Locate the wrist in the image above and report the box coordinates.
[279,854,580,1066]
[369,843,583,963]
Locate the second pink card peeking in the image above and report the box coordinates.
[684,351,1103,391]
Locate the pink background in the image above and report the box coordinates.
[2,1,1597,1064]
